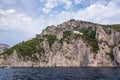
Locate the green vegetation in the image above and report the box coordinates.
[63,30,72,39]
[65,56,72,60]
[109,50,114,61]
[78,28,99,53]
[102,24,120,32]
[119,47,120,51]
[2,34,57,58]
[109,45,115,61]
[59,30,72,44]
[98,39,115,61]
[17,38,44,57]
[3,34,57,58]
[42,34,57,47]
[3,37,44,58]
[61,28,99,53]
[109,45,115,49]
[98,39,108,45]
[3,45,17,56]
[106,50,114,61]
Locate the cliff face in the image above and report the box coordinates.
[0,19,120,67]
[0,44,9,54]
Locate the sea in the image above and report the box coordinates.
[0,67,120,80]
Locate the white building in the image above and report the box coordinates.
[73,31,83,35]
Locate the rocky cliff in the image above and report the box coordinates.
[0,19,120,67]
[0,44,9,54]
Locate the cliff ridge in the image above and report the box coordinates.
[0,19,120,67]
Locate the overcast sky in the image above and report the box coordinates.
[0,0,120,46]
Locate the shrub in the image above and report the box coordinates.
[2,36,44,59]
[63,30,72,39]
[106,50,114,61]
[102,24,120,32]
[42,34,57,47]
[79,28,99,53]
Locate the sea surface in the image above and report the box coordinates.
[0,67,120,80]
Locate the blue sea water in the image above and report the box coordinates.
[0,67,120,80]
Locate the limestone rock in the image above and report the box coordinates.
[0,19,120,67]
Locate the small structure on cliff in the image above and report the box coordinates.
[73,30,83,35]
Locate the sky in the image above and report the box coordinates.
[0,0,120,46]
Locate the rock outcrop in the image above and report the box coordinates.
[0,19,120,67]
[0,44,9,54]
